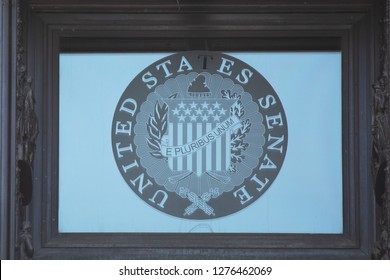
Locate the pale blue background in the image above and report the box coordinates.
[59,52,342,233]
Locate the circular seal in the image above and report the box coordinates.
[112,51,288,219]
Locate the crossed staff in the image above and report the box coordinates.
[180,187,219,216]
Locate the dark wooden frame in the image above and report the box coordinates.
[1,0,388,259]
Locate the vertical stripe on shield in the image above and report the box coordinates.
[202,123,207,173]
[206,123,212,171]
[172,123,178,170]
[221,127,226,170]
[168,123,174,170]
[177,123,183,170]
[212,128,217,170]
[196,123,203,176]
[186,123,192,171]
[225,131,231,170]
[192,123,197,174]
[216,123,221,171]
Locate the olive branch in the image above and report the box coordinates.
[147,102,168,159]
[230,119,251,163]
[221,89,251,172]
[221,89,244,118]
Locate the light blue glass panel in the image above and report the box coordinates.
[59,52,342,233]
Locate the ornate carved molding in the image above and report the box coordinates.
[15,0,38,260]
[372,0,390,260]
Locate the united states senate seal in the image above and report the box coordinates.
[112,51,288,219]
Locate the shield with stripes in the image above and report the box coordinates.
[162,98,239,176]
